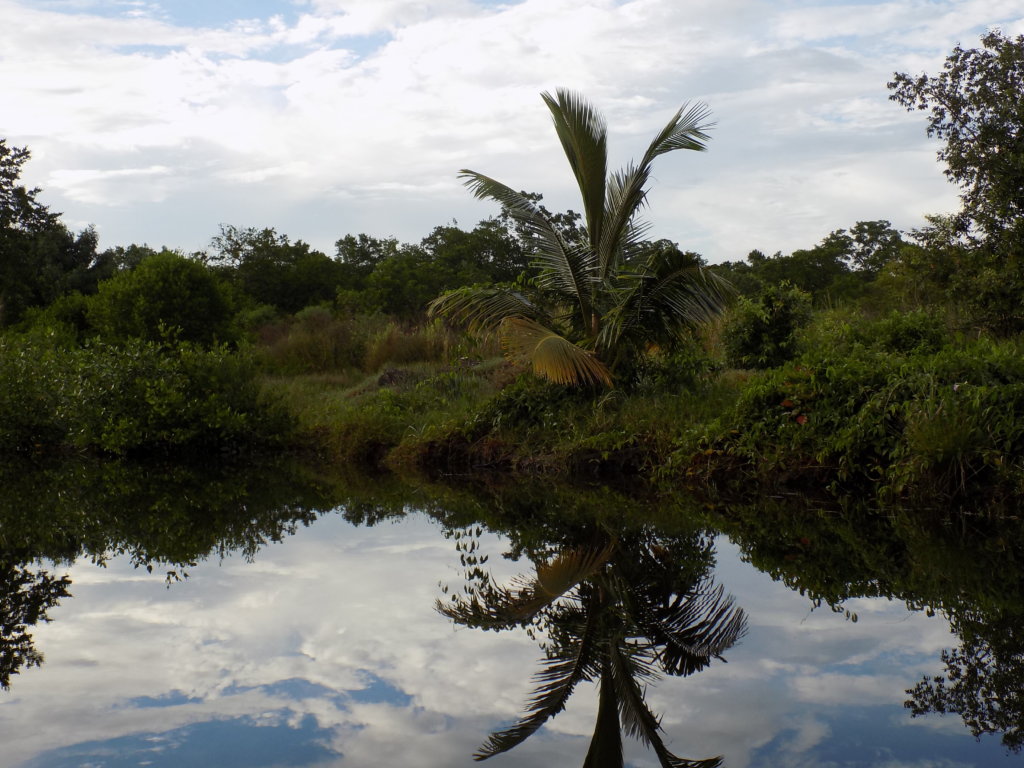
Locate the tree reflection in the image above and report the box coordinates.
[0,559,70,690]
[906,609,1024,752]
[438,527,746,767]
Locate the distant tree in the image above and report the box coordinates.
[0,139,98,325]
[334,233,401,288]
[88,250,232,345]
[211,225,344,313]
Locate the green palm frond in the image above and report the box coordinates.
[474,600,603,760]
[460,170,595,317]
[609,642,723,768]
[428,284,545,333]
[542,89,608,251]
[641,102,714,163]
[501,316,613,387]
[597,260,732,357]
[599,164,652,279]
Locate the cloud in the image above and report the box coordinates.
[0,0,1019,258]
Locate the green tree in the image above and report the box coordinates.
[430,90,730,386]
[0,140,98,325]
[211,225,345,313]
[88,250,232,345]
[889,31,1024,242]
[889,31,1024,333]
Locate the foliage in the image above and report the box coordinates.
[721,282,812,369]
[889,31,1024,334]
[211,225,346,314]
[431,89,730,386]
[631,335,718,393]
[712,221,904,304]
[87,250,233,345]
[907,610,1024,752]
[0,335,291,455]
[702,334,1024,500]
[0,333,71,447]
[889,30,1024,241]
[0,139,98,326]
[0,560,70,690]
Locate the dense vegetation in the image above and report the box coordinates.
[1,32,1022,507]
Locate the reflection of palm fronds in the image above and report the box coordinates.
[474,597,603,760]
[437,542,613,628]
[639,582,749,677]
[441,535,744,767]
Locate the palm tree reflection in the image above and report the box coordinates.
[438,529,746,767]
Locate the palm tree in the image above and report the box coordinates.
[429,89,731,386]
[437,531,747,767]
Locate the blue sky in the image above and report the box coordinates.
[2,0,1021,261]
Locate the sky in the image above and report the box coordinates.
[1,0,1022,263]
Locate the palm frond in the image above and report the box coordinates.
[438,543,614,628]
[428,285,545,333]
[609,643,723,768]
[598,259,733,357]
[641,102,714,164]
[641,583,748,677]
[599,164,651,280]
[535,541,615,599]
[541,88,607,252]
[474,600,603,760]
[460,169,594,316]
[501,316,612,387]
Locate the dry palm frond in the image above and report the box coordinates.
[501,316,612,387]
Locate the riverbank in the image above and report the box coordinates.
[268,329,1024,511]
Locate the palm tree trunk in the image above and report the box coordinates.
[582,660,624,768]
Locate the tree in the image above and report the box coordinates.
[211,225,345,313]
[889,31,1024,332]
[430,90,730,387]
[87,250,233,345]
[438,529,746,767]
[0,139,97,325]
[889,30,1024,242]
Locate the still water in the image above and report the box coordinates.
[0,458,1019,767]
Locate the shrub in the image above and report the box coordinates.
[67,340,292,454]
[722,282,812,369]
[88,251,233,345]
[0,334,70,447]
[706,336,1024,500]
[0,335,292,455]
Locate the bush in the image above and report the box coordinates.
[722,282,812,369]
[67,340,292,454]
[0,335,292,455]
[631,336,718,393]
[88,251,233,345]
[707,336,1024,499]
[0,334,70,447]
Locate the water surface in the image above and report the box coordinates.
[0,459,1019,767]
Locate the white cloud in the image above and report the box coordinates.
[0,0,1019,257]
